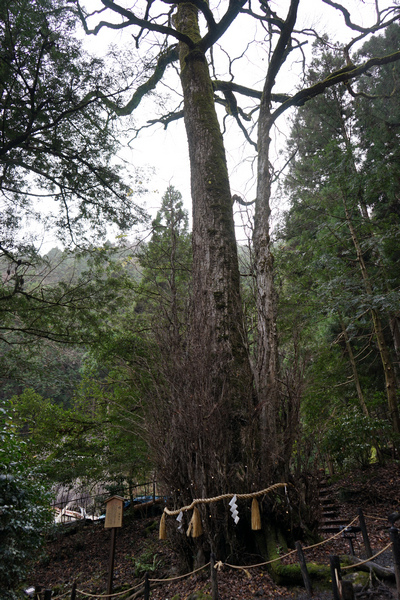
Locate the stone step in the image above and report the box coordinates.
[322,511,339,519]
[320,525,344,534]
[320,497,336,505]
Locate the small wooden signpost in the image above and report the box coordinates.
[105,495,124,600]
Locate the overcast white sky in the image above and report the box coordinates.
[84,0,376,204]
[34,0,391,251]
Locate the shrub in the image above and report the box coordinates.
[0,402,52,599]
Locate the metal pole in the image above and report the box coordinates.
[106,527,117,600]
[358,508,372,558]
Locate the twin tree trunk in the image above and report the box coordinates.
[153,0,400,559]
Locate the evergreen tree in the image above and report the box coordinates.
[137,185,192,348]
[280,32,400,466]
[0,400,52,599]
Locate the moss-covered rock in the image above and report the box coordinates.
[257,523,332,588]
[270,561,332,587]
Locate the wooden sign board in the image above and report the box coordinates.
[104,495,124,529]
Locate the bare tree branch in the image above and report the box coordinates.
[322,0,399,34]
[161,0,217,30]
[199,0,247,52]
[76,0,196,47]
[100,45,179,116]
[263,0,300,101]
[272,50,400,123]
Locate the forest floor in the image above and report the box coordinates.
[28,462,400,600]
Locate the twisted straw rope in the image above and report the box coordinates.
[303,516,359,550]
[163,482,289,516]
[50,592,71,600]
[74,580,144,598]
[64,564,211,598]
[149,562,210,582]
[220,515,361,571]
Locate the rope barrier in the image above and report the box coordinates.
[149,562,210,582]
[76,580,144,598]
[51,533,395,599]
[68,512,383,598]
[341,542,393,570]
[365,514,389,522]
[51,591,71,600]
[216,515,361,572]
[303,515,359,550]
[41,490,396,600]
[223,550,298,571]
[163,482,288,516]
[69,564,210,598]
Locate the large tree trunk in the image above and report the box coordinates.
[253,110,281,478]
[252,0,300,481]
[175,5,249,371]
[157,2,256,559]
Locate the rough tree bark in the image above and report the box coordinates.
[253,0,300,478]
[175,3,250,373]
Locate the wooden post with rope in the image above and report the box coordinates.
[358,508,372,558]
[70,581,77,600]
[144,572,150,600]
[390,526,400,599]
[330,555,342,600]
[210,552,219,600]
[295,541,313,597]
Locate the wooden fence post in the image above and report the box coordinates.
[330,555,342,600]
[70,582,77,600]
[295,541,313,597]
[390,526,400,599]
[210,552,219,600]
[358,508,372,558]
[106,527,117,600]
[144,572,150,600]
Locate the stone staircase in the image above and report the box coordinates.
[319,477,348,534]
